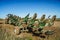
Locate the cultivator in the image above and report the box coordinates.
[5,13,56,37]
[5,14,21,26]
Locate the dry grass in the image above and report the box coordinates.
[0,26,33,40]
[0,24,33,40]
[0,28,15,40]
[0,20,60,40]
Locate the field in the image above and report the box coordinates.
[0,20,60,40]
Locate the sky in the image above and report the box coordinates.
[0,0,60,18]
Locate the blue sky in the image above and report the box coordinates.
[0,0,60,18]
